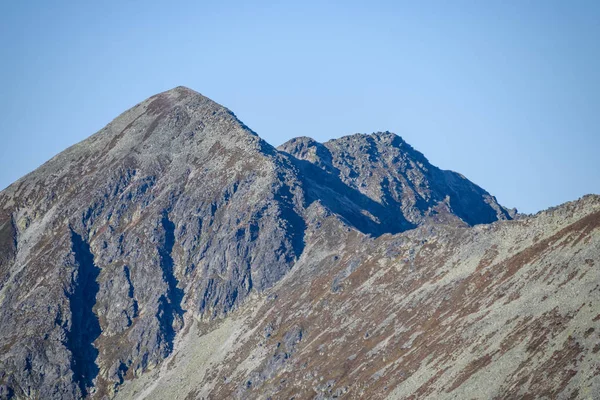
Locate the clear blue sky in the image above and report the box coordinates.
[1,1,599,213]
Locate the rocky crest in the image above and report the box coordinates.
[279,132,513,231]
[0,87,597,399]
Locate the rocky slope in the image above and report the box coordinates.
[114,194,600,400]
[0,86,597,399]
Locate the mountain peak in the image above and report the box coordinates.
[0,87,270,202]
[156,85,215,99]
[0,88,539,399]
[166,85,196,93]
[148,86,223,112]
[143,85,229,117]
[281,131,511,227]
[333,130,401,140]
[95,86,262,157]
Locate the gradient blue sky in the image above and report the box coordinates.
[1,1,598,213]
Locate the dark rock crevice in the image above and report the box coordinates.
[157,213,185,354]
[123,265,138,318]
[0,213,18,288]
[66,230,101,397]
[274,181,307,261]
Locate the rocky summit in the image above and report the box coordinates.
[0,86,598,399]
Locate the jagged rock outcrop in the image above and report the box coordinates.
[279,133,513,230]
[0,86,596,399]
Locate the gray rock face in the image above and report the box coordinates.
[0,87,308,398]
[279,132,512,230]
[0,86,564,399]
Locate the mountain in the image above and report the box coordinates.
[279,133,514,229]
[0,87,597,399]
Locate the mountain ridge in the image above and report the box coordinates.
[0,87,597,399]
